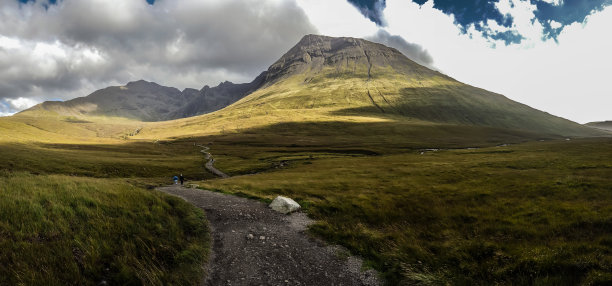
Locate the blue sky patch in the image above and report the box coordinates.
[532,0,612,40]
[346,0,612,44]
[347,0,387,26]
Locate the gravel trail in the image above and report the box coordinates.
[197,144,229,178]
[157,186,381,286]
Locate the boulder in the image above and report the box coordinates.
[269,196,301,214]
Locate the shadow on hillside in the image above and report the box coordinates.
[182,120,556,152]
[328,86,604,137]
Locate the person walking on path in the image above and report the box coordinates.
[173,175,178,185]
[179,174,184,185]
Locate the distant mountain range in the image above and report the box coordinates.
[21,76,264,121]
[20,34,605,138]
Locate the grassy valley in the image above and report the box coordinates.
[0,114,213,285]
[1,34,610,285]
[193,136,612,285]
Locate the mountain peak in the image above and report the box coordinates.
[262,34,434,85]
[125,79,158,87]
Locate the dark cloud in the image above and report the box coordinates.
[0,0,316,114]
[365,30,434,68]
[347,0,387,26]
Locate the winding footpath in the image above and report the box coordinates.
[158,186,380,286]
[198,145,229,178]
[157,146,380,285]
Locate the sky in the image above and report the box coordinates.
[0,0,610,123]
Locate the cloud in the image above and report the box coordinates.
[533,0,612,40]
[0,0,316,113]
[348,0,612,44]
[6,97,38,110]
[296,0,379,38]
[365,29,434,68]
[385,0,612,123]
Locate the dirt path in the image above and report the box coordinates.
[157,186,381,286]
[197,145,229,178]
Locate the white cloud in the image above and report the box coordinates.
[540,0,564,6]
[6,97,38,110]
[296,0,378,38]
[383,0,612,123]
[549,20,562,29]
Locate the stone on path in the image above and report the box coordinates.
[269,196,301,214]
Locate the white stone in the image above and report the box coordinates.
[269,196,301,214]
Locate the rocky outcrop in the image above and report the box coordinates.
[262,34,439,85]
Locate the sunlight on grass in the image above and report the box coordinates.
[197,138,612,285]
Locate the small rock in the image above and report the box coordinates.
[269,196,301,214]
[247,234,254,239]
[259,236,266,240]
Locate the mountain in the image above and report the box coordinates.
[171,73,266,118]
[586,121,612,132]
[16,34,603,140]
[20,77,264,122]
[139,34,602,139]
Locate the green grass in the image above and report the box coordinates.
[0,172,209,285]
[0,121,215,284]
[0,140,215,184]
[196,137,612,285]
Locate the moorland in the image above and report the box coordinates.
[1,35,610,285]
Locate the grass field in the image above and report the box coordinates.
[0,172,209,285]
[0,140,212,183]
[0,116,215,285]
[196,137,612,285]
[1,112,610,285]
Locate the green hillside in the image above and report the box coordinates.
[138,35,602,141]
[586,121,612,132]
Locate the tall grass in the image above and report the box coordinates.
[0,172,209,285]
[197,138,612,285]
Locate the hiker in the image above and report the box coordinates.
[179,174,184,185]
[173,175,178,185]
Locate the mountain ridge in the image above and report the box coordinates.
[17,34,604,138]
[586,121,612,132]
[19,76,264,121]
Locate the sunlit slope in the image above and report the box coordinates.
[138,35,601,140]
[0,111,142,143]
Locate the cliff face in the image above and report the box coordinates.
[262,34,439,85]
